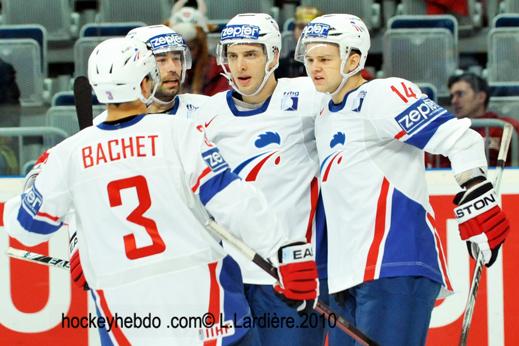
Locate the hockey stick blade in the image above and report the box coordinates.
[6,247,70,269]
[459,122,514,346]
[206,220,379,346]
[73,76,94,130]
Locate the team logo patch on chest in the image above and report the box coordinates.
[320,132,346,182]
[233,131,282,181]
[281,91,299,111]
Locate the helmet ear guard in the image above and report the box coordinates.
[216,13,282,97]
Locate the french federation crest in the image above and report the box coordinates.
[281,91,299,111]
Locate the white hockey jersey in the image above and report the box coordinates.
[93,93,209,124]
[199,77,327,284]
[2,114,286,345]
[316,77,487,295]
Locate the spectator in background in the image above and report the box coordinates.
[427,72,519,167]
[277,5,321,78]
[0,57,21,175]
[168,5,229,95]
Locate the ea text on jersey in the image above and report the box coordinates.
[81,134,159,168]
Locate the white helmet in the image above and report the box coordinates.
[295,14,370,96]
[126,24,192,83]
[216,13,281,97]
[88,37,160,104]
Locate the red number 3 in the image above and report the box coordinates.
[107,175,166,260]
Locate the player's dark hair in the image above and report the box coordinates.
[448,72,490,108]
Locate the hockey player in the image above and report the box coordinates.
[94,24,208,123]
[296,14,510,345]
[0,37,319,345]
[74,25,211,290]
[198,13,327,345]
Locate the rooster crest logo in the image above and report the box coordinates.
[234,131,282,181]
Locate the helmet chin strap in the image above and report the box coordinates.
[222,59,278,98]
[303,45,363,98]
[152,94,176,106]
[139,80,159,108]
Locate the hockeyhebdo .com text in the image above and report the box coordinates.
[61,312,217,331]
[61,311,338,339]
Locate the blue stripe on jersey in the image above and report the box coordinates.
[315,193,328,279]
[319,151,336,173]
[199,169,240,205]
[403,111,454,149]
[327,83,367,113]
[219,256,250,345]
[167,97,180,115]
[233,152,265,175]
[17,206,62,234]
[90,291,115,346]
[226,91,272,117]
[379,188,443,284]
[97,114,145,130]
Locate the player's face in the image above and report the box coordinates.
[226,44,268,95]
[450,80,485,118]
[304,43,343,93]
[154,51,183,102]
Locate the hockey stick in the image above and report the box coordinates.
[6,247,70,269]
[459,122,514,346]
[206,220,379,346]
[73,76,94,130]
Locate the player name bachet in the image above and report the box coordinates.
[81,134,159,168]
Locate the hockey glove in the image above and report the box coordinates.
[453,180,510,267]
[69,232,89,290]
[273,242,319,314]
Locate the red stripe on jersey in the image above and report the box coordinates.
[192,167,212,192]
[364,178,390,281]
[96,290,131,346]
[36,212,60,222]
[305,177,319,243]
[204,261,221,346]
[245,152,277,182]
[394,130,406,140]
[427,213,453,291]
[322,153,341,182]
[0,202,4,227]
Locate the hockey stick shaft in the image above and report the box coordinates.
[73,76,94,130]
[6,247,70,269]
[459,123,513,346]
[206,220,379,346]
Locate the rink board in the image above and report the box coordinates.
[1,169,518,345]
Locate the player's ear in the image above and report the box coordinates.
[269,48,280,70]
[140,76,152,98]
[345,51,361,73]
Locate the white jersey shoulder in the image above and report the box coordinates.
[174,93,209,120]
[92,94,209,124]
